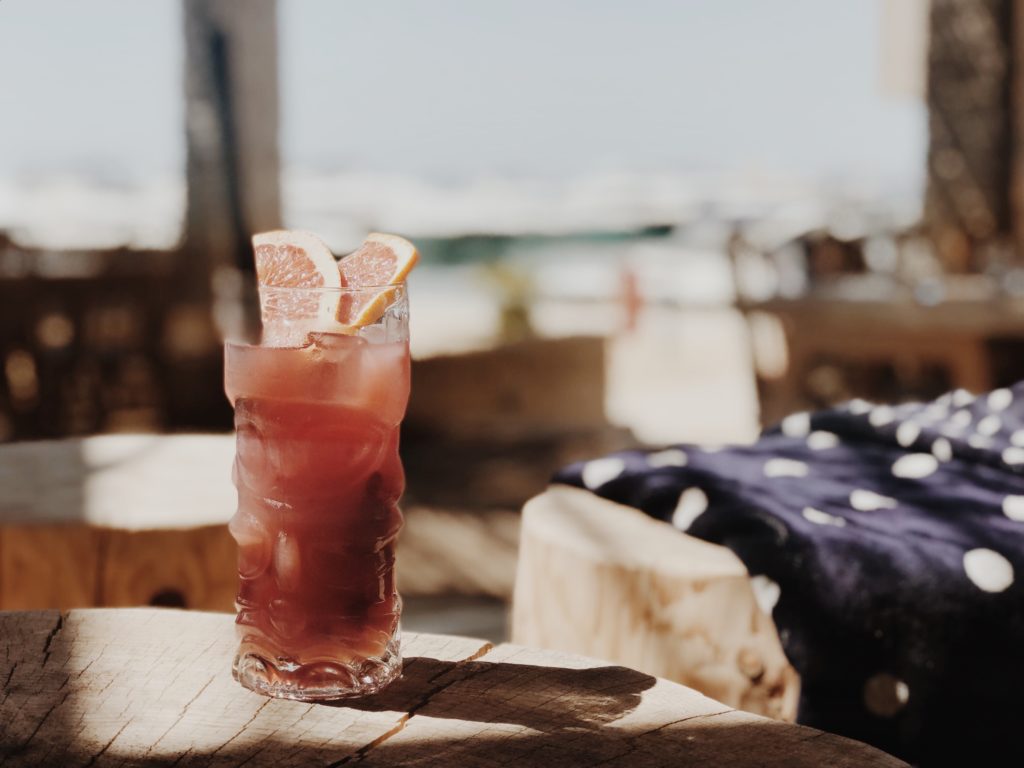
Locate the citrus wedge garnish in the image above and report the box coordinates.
[336,233,419,326]
[253,229,343,289]
[253,230,344,330]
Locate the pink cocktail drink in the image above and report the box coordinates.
[225,287,410,699]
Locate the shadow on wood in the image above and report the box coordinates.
[0,609,905,767]
[336,657,656,731]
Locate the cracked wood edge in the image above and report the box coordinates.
[328,637,497,767]
[0,609,906,767]
[0,610,68,761]
[0,609,492,767]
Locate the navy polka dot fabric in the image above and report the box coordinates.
[554,385,1024,766]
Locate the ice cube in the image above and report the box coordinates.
[357,324,388,345]
[268,597,307,640]
[384,305,409,343]
[305,332,367,404]
[260,316,313,349]
[228,511,271,579]
[306,330,365,355]
[274,531,302,592]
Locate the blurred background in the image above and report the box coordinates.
[0,0,1018,638]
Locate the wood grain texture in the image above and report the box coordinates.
[0,435,239,611]
[100,526,237,610]
[512,486,799,721]
[0,609,904,767]
[0,525,103,609]
[926,0,1011,246]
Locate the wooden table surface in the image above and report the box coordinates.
[0,609,905,767]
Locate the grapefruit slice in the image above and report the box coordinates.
[253,230,344,330]
[336,233,419,326]
[253,230,342,289]
[251,228,344,321]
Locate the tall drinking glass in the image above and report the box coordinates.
[224,283,410,700]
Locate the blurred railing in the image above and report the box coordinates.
[0,236,230,442]
[730,223,1024,423]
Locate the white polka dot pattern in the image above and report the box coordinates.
[892,453,939,480]
[896,422,920,448]
[749,574,781,615]
[952,389,975,408]
[863,673,910,718]
[850,490,898,511]
[1003,447,1024,466]
[869,406,895,427]
[803,507,846,526]
[932,438,953,462]
[976,415,1001,436]
[963,548,1014,593]
[581,457,625,490]
[671,487,708,531]
[950,410,972,430]
[1003,496,1024,522]
[895,680,910,705]
[988,388,1013,412]
[940,423,964,438]
[807,431,839,450]
[647,448,687,468]
[782,412,810,437]
[764,458,809,478]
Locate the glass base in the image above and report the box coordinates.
[232,634,402,701]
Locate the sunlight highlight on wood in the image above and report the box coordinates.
[0,609,903,766]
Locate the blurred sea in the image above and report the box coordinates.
[0,168,920,250]
[0,165,921,353]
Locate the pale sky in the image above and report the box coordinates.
[0,0,926,187]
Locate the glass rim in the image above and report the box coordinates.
[258,281,408,293]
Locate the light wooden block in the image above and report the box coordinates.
[512,486,799,720]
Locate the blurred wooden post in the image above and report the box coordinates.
[1012,0,1024,258]
[925,0,1013,270]
[166,0,280,426]
[182,0,281,290]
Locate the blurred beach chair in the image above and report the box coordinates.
[726,226,1024,425]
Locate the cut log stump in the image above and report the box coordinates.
[0,434,523,610]
[512,485,800,720]
[0,435,238,610]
